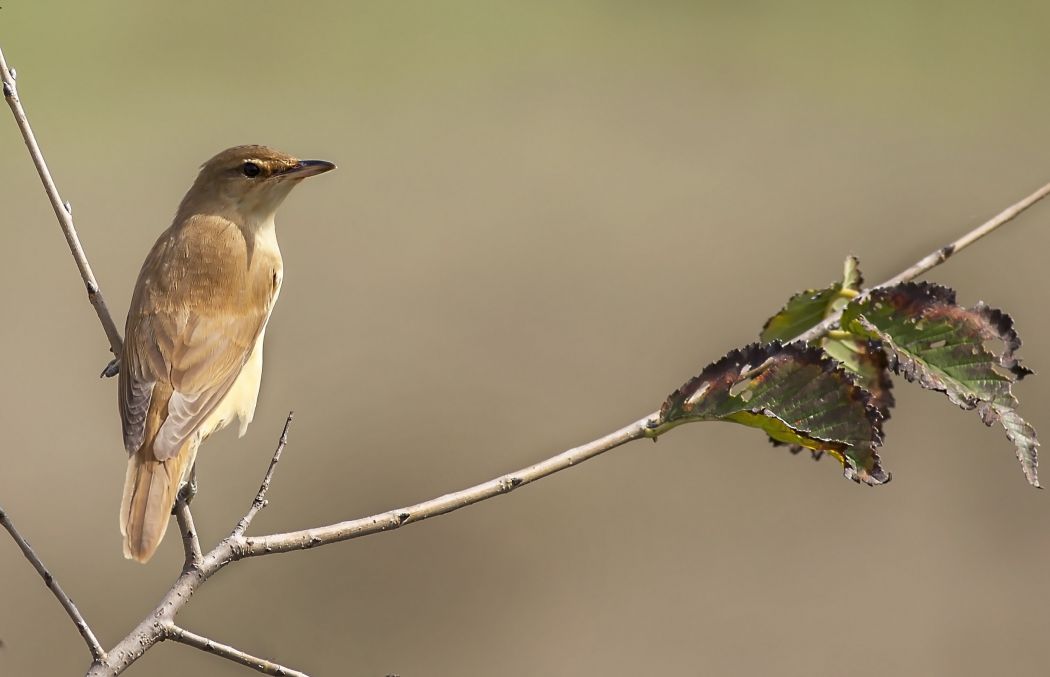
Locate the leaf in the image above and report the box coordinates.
[822,338,895,421]
[656,342,889,485]
[760,256,863,343]
[841,282,1039,486]
[760,257,895,460]
[760,287,840,343]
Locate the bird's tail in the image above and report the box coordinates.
[120,439,197,563]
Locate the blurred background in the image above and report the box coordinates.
[3,2,1050,675]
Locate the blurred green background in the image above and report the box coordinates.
[3,2,1050,675]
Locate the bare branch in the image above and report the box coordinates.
[792,180,1050,344]
[173,499,204,571]
[236,413,655,556]
[166,625,310,677]
[233,412,294,538]
[233,182,1050,556]
[880,181,1050,288]
[0,505,106,661]
[0,45,123,362]
[85,413,653,675]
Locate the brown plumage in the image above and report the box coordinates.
[119,145,335,562]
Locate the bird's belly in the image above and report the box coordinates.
[200,329,267,440]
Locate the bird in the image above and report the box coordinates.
[118,145,335,562]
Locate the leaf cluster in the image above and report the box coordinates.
[648,257,1039,487]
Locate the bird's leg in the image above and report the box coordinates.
[175,464,198,507]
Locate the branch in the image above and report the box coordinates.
[86,414,651,675]
[173,499,204,571]
[235,179,1050,556]
[167,625,310,677]
[0,45,123,361]
[233,412,294,538]
[0,505,106,661]
[237,414,654,556]
[879,181,1050,288]
[792,179,1050,344]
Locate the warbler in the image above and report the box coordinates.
[118,145,335,562]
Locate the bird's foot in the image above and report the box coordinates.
[100,357,120,378]
[175,471,198,508]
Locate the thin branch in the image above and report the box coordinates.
[0,45,123,361]
[792,179,1050,344]
[166,625,310,677]
[234,182,1050,557]
[86,413,652,676]
[0,505,106,661]
[880,180,1050,288]
[236,413,654,556]
[173,499,204,571]
[233,412,294,538]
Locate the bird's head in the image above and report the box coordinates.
[177,145,336,226]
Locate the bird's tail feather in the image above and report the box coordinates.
[120,439,196,563]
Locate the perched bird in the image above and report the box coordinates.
[118,145,335,562]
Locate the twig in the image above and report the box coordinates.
[236,414,654,556]
[879,181,1050,288]
[233,412,294,538]
[166,625,310,677]
[173,499,204,571]
[86,414,651,676]
[236,180,1050,555]
[792,179,1050,344]
[0,45,123,362]
[0,505,106,661]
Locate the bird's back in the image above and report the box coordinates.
[119,214,282,561]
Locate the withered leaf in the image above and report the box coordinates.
[841,282,1039,486]
[761,257,896,461]
[656,342,889,485]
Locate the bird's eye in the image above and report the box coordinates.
[241,162,261,178]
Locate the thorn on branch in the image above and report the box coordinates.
[63,200,72,215]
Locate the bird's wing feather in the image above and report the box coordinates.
[119,217,278,460]
[119,369,154,453]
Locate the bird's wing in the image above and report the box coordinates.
[119,219,278,460]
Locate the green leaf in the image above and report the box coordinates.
[760,256,863,343]
[760,257,895,461]
[840,282,1039,486]
[760,287,840,343]
[655,342,889,485]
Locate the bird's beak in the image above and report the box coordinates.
[279,159,337,179]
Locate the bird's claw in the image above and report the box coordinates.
[101,358,120,378]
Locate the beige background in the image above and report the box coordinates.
[3,2,1050,675]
